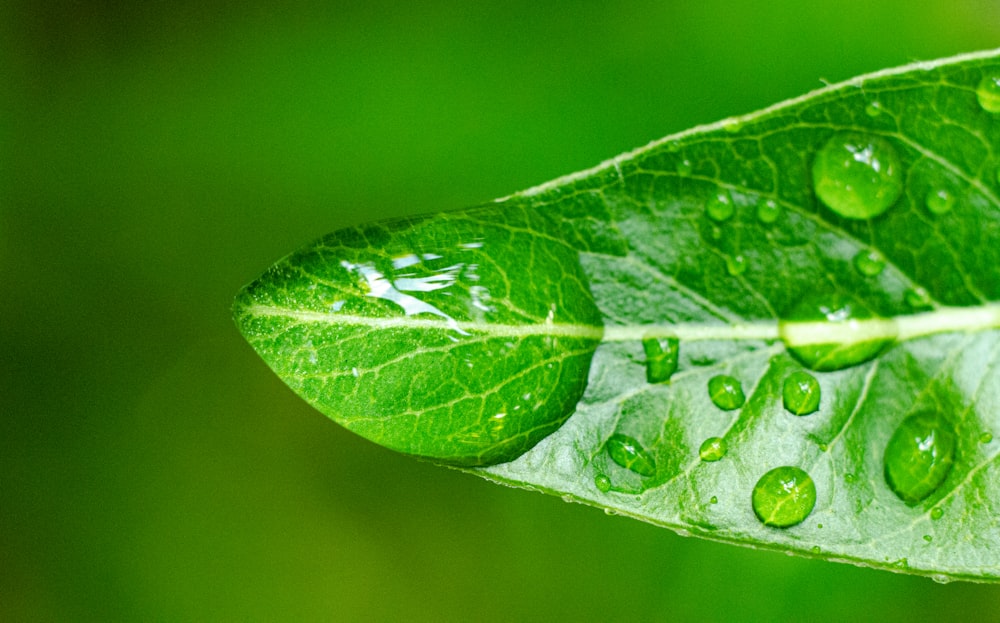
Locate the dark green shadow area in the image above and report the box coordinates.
[4,1,999,620]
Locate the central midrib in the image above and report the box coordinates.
[245,302,1000,346]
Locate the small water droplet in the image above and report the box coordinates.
[605,433,657,477]
[865,101,883,117]
[853,248,886,277]
[812,133,903,220]
[676,159,693,175]
[844,473,856,484]
[925,188,955,215]
[710,495,718,504]
[642,335,680,384]
[752,466,817,528]
[782,371,821,416]
[930,507,944,521]
[980,431,994,444]
[976,72,1000,114]
[561,494,574,504]
[811,545,822,555]
[905,287,932,310]
[779,292,896,371]
[708,375,745,410]
[725,254,747,276]
[884,412,956,505]
[706,192,735,222]
[931,574,951,585]
[595,473,612,492]
[923,534,933,543]
[756,199,781,224]
[699,437,727,462]
[604,508,618,516]
[722,118,743,133]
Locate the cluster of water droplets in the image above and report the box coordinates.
[595,71,1000,534]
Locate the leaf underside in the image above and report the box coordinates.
[235,49,1000,582]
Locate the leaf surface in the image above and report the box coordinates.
[234,50,1000,581]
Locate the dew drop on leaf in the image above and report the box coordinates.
[930,507,944,521]
[756,199,781,224]
[883,412,956,505]
[642,335,680,384]
[710,495,718,504]
[853,248,886,277]
[923,535,933,543]
[905,286,932,310]
[779,292,896,371]
[925,188,955,215]
[676,159,693,175]
[725,254,747,276]
[605,433,657,477]
[751,466,817,528]
[865,101,883,117]
[811,133,903,219]
[699,436,727,462]
[706,192,735,222]
[980,431,994,444]
[707,374,745,410]
[595,473,612,492]
[782,371,821,416]
[976,72,1000,113]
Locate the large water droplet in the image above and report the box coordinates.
[605,433,657,477]
[976,73,1000,114]
[706,192,735,222]
[853,248,886,277]
[756,199,781,224]
[752,466,817,528]
[699,437,727,462]
[884,412,956,505]
[925,188,955,215]
[779,292,896,371]
[642,335,679,383]
[811,133,903,220]
[782,371,821,416]
[708,375,745,410]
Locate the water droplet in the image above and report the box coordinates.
[725,255,747,276]
[779,292,896,371]
[884,412,956,505]
[976,73,1000,114]
[706,192,735,222]
[642,335,679,384]
[923,534,933,543]
[710,495,718,504]
[595,473,612,492]
[676,159,693,175]
[604,508,618,516]
[931,574,951,585]
[752,466,817,528]
[905,286,932,310]
[865,101,883,117]
[605,434,657,477]
[811,133,903,220]
[853,248,886,277]
[782,371,821,416]
[722,118,743,133]
[930,507,944,521]
[925,188,955,215]
[756,199,781,224]
[699,437,727,462]
[811,545,822,555]
[844,473,856,484]
[708,375,745,410]
[980,431,994,444]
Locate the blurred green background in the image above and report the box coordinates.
[5,1,1000,620]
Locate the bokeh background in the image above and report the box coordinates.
[5,1,1000,620]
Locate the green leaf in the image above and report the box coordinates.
[234,49,1000,582]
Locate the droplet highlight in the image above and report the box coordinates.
[699,437,727,462]
[853,249,886,277]
[925,189,955,215]
[883,412,956,505]
[811,133,903,220]
[976,73,1000,114]
[752,466,817,528]
[605,433,657,477]
[706,192,735,222]
[642,335,679,384]
[708,375,745,410]
[782,371,821,416]
[779,292,896,371]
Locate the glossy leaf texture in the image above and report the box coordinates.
[234,50,1000,581]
